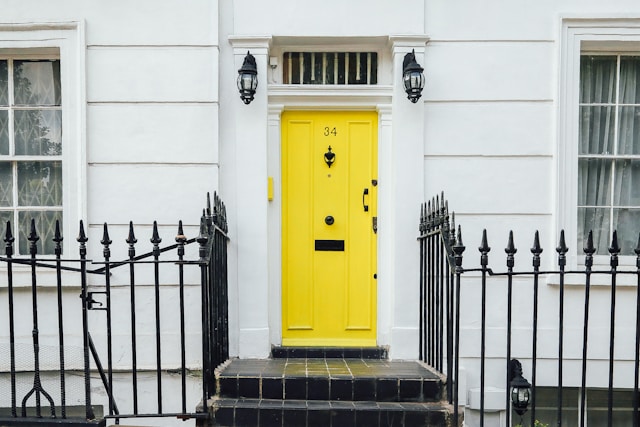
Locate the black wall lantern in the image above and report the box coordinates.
[508,359,531,416]
[402,49,425,103]
[237,51,258,105]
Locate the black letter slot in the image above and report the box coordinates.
[315,240,345,251]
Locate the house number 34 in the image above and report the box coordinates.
[324,127,337,137]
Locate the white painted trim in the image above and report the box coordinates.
[267,103,284,346]
[388,35,430,46]
[228,35,272,54]
[268,86,393,109]
[557,18,640,269]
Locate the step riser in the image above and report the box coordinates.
[271,346,388,359]
[213,402,454,427]
[207,357,459,427]
[218,376,442,402]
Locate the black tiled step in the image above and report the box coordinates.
[271,346,388,359]
[211,398,455,427]
[216,359,443,402]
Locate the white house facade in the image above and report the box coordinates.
[2,1,640,426]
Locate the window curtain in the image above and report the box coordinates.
[579,56,640,255]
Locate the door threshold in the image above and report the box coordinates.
[271,345,388,359]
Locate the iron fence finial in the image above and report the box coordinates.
[531,231,542,269]
[4,220,14,257]
[609,230,620,269]
[28,219,40,256]
[126,221,137,260]
[506,231,517,269]
[151,221,162,258]
[53,220,63,256]
[557,230,568,268]
[479,229,490,267]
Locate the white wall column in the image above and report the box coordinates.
[229,36,272,358]
[267,104,284,345]
[388,35,428,359]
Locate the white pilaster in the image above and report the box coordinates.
[376,104,393,348]
[388,35,428,359]
[229,35,272,358]
[267,104,284,346]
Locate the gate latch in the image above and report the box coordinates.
[87,291,107,311]
[372,217,377,234]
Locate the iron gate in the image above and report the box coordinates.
[0,192,228,426]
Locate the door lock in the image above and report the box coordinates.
[325,215,335,225]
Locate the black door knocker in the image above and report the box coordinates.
[324,146,336,168]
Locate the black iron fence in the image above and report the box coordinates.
[420,192,640,427]
[0,192,229,425]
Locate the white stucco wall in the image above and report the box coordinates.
[0,2,218,424]
[423,1,640,425]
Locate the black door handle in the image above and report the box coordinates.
[362,188,369,212]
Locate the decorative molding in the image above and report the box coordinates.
[268,85,393,107]
[229,35,272,55]
[388,34,430,52]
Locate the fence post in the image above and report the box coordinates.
[478,230,490,427]
[530,231,542,427]
[556,230,568,427]
[607,231,620,427]
[54,221,66,419]
[176,221,188,414]
[4,221,17,417]
[579,231,595,427]
[197,213,211,409]
[101,223,115,417]
[505,231,517,427]
[452,226,465,427]
[126,222,139,415]
[78,220,94,420]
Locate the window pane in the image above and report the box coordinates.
[18,210,62,255]
[14,60,61,106]
[620,56,640,104]
[612,209,640,255]
[613,160,640,205]
[0,162,12,207]
[588,389,634,427]
[580,56,617,104]
[0,211,12,236]
[0,110,8,155]
[17,161,62,206]
[0,60,7,106]
[578,207,611,254]
[579,106,615,154]
[578,158,612,206]
[14,110,62,156]
[618,106,640,154]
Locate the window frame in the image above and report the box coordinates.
[558,18,640,270]
[0,22,86,258]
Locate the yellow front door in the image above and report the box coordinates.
[282,111,377,347]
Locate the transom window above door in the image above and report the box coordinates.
[283,52,378,85]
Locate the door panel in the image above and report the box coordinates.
[282,111,377,346]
